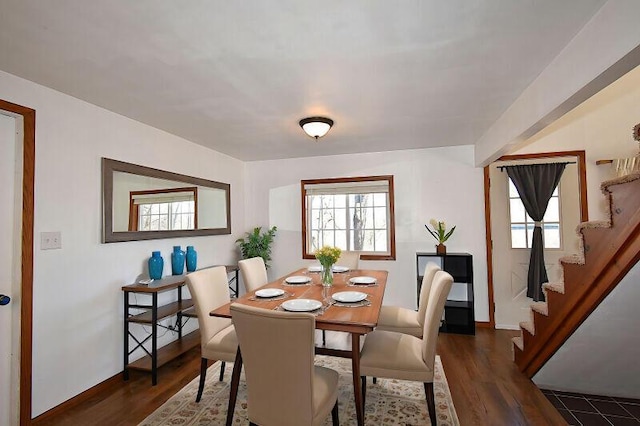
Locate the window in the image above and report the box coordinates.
[129,187,197,231]
[508,179,561,249]
[301,176,395,260]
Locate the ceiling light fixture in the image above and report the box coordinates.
[299,117,334,140]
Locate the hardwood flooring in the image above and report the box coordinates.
[33,329,566,425]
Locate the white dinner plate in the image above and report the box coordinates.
[281,299,323,312]
[332,291,367,303]
[285,275,312,284]
[307,265,322,272]
[255,288,285,298]
[332,265,350,273]
[349,276,377,285]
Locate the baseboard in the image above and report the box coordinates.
[495,324,521,331]
[475,321,494,329]
[31,372,122,424]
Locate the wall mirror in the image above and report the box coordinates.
[102,158,231,243]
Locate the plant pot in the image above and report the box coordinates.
[436,243,446,255]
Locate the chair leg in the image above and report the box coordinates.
[331,400,339,426]
[361,376,366,409]
[322,330,326,346]
[196,358,208,402]
[219,361,226,381]
[373,377,377,384]
[424,382,436,425]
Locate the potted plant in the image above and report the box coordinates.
[235,226,278,268]
[425,219,455,255]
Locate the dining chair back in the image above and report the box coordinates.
[359,270,453,425]
[336,250,360,270]
[230,304,339,426]
[376,262,440,337]
[186,266,238,402]
[238,256,268,293]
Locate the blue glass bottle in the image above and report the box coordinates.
[171,246,185,275]
[186,246,197,272]
[148,251,164,280]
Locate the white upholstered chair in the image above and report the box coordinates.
[336,250,360,270]
[376,262,441,337]
[186,266,238,402]
[360,270,454,425]
[238,256,269,293]
[230,304,340,426]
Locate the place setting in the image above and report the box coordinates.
[347,275,378,287]
[248,288,292,301]
[330,290,371,307]
[272,298,328,316]
[281,275,312,286]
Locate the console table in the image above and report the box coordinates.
[122,265,238,385]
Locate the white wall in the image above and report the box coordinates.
[512,65,640,221]
[0,70,246,417]
[244,146,489,320]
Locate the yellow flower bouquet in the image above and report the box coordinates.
[315,246,342,286]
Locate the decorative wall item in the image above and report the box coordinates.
[171,246,185,275]
[186,246,197,272]
[148,251,164,280]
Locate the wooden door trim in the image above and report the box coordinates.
[484,150,588,330]
[0,99,35,425]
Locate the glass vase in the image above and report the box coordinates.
[148,251,164,280]
[185,246,197,272]
[171,246,185,275]
[321,263,334,287]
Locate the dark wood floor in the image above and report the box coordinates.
[33,328,566,425]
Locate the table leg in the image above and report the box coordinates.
[226,348,243,426]
[351,333,364,426]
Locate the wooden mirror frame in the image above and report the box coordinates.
[102,158,231,243]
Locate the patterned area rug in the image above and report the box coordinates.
[139,355,459,425]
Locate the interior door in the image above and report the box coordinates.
[491,161,581,329]
[0,112,20,426]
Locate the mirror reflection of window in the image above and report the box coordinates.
[129,187,197,231]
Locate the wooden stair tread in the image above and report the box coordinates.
[530,302,548,316]
[519,321,535,336]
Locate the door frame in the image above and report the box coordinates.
[483,150,588,328]
[0,99,35,425]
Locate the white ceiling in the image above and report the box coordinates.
[0,1,606,161]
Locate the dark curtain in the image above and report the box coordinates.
[506,163,567,302]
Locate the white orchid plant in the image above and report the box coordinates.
[425,219,456,244]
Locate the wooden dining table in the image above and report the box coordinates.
[210,267,388,426]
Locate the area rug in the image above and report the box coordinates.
[139,355,459,425]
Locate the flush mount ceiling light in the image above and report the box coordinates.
[299,117,334,140]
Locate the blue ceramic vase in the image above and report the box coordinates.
[171,246,185,275]
[186,246,197,272]
[148,251,164,280]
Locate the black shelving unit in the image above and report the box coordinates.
[416,252,475,335]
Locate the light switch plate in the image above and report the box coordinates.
[41,232,62,250]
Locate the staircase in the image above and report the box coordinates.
[512,172,640,378]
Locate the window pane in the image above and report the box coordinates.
[361,230,375,251]
[543,197,560,222]
[374,207,387,228]
[374,230,387,251]
[323,195,334,208]
[509,199,526,222]
[552,186,558,196]
[508,179,519,198]
[322,231,334,247]
[310,209,321,229]
[159,203,169,214]
[334,231,347,250]
[311,196,321,209]
[511,224,527,248]
[151,204,160,215]
[373,193,386,205]
[544,223,561,248]
[362,207,374,228]
[334,194,346,208]
[334,208,347,229]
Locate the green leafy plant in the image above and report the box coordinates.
[425,219,456,244]
[235,226,278,268]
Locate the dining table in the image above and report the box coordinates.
[210,267,388,426]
